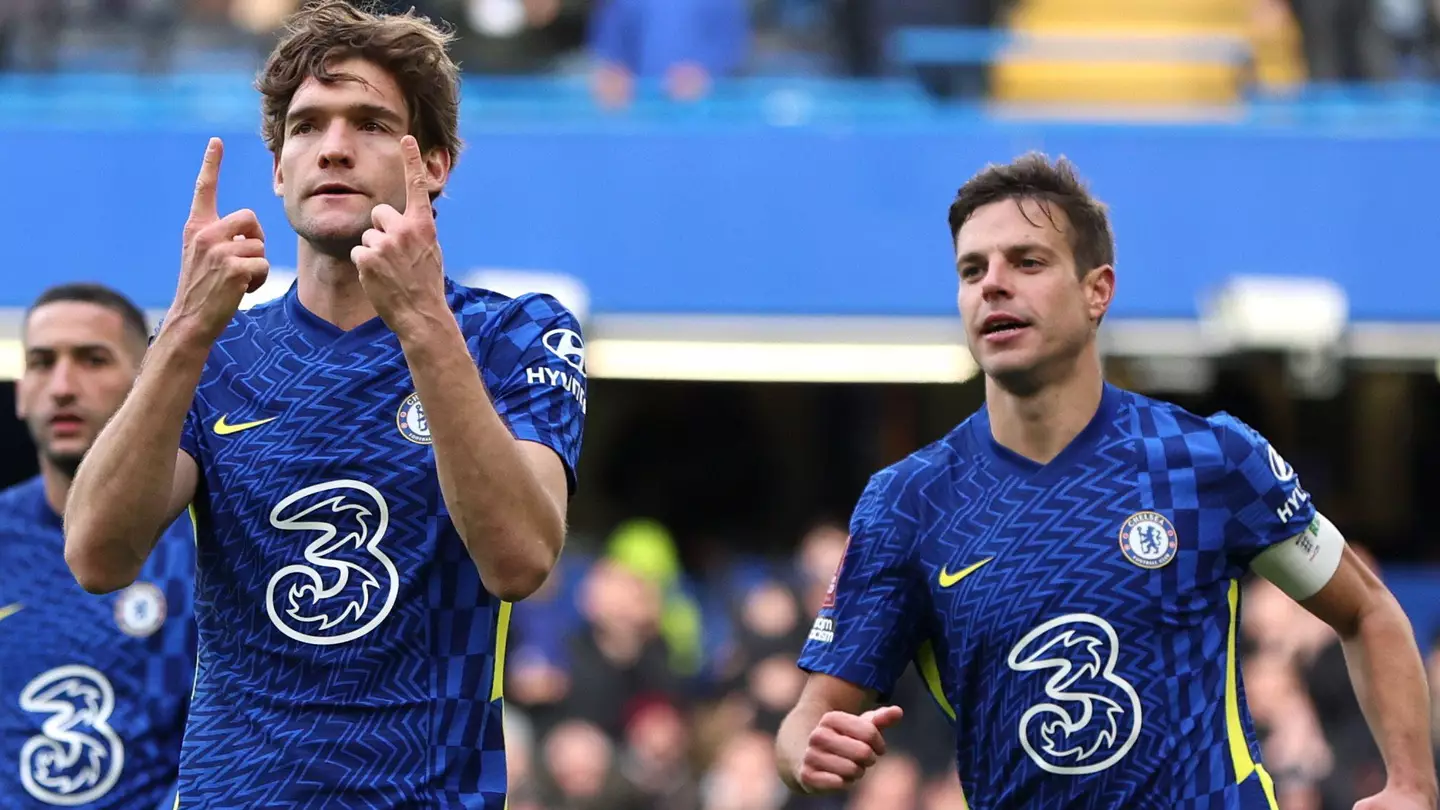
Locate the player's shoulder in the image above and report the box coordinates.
[450,279,579,333]
[1119,388,1276,472]
[0,476,46,529]
[857,424,970,514]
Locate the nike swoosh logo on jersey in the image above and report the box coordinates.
[938,557,993,588]
[0,603,23,623]
[213,415,278,436]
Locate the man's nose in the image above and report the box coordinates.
[318,123,355,168]
[47,357,80,402]
[980,261,1014,298]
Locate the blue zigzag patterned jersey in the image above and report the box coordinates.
[0,476,195,810]
[798,383,1316,810]
[172,278,586,808]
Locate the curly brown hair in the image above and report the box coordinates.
[947,152,1115,276]
[255,0,463,171]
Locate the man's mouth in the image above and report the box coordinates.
[49,414,85,436]
[981,314,1031,336]
[311,183,363,197]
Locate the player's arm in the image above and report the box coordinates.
[1252,519,1438,807]
[776,673,903,794]
[774,470,924,794]
[353,137,569,602]
[391,315,567,602]
[66,137,265,594]
[65,337,202,593]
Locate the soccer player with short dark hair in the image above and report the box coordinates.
[1,283,195,809]
[777,153,1437,810]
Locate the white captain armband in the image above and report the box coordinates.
[1249,512,1346,601]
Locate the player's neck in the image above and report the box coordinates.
[37,459,72,518]
[984,350,1105,465]
[296,244,380,332]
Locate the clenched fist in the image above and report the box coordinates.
[351,134,447,339]
[794,705,904,793]
[167,138,269,345]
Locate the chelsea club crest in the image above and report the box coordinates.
[114,581,167,638]
[1118,511,1178,570]
[396,392,432,445]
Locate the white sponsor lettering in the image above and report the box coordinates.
[526,366,587,414]
[1275,484,1311,523]
[808,617,835,644]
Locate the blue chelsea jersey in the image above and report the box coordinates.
[0,476,196,810]
[798,384,1316,810]
[171,278,586,808]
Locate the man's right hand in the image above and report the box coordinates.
[794,704,904,793]
[166,137,269,345]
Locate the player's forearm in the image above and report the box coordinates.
[66,326,207,593]
[1340,593,1438,802]
[776,701,828,792]
[397,315,563,602]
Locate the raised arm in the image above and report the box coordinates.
[65,137,268,593]
[351,137,581,602]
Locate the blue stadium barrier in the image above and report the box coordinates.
[4,75,1440,321]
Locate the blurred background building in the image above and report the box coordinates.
[1,0,1439,807]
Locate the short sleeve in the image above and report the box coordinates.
[479,294,587,496]
[1213,413,1316,568]
[796,469,926,699]
[178,405,203,463]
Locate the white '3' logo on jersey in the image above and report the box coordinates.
[1007,614,1143,775]
[19,665,125,805]
[265,480,400,646]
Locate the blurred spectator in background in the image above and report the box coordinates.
[699,729,789,810]
[453,0,590,74]
[559,555,678,739]
[1277,0,1375,80]
[617,695,702,809]
[537,718,646,809]
[1,0,178,72]
[795,521,848,614]
[606,518,706,680]
[838,0,1004,98]
[588,0,749,108]
[1274,0,1440,80]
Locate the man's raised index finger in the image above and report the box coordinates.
[190,138,224,221]
[400,135,432,217]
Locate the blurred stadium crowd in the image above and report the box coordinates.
[3,0,1440,809]
[4,0,1440,95]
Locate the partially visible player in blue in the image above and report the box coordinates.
[777,154,1437,810]
[0,284,195,810]
[61,3,585,808]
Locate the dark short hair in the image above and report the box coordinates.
[256,0,463,188]
[947,152,1115,275]
[24,283,150,349]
